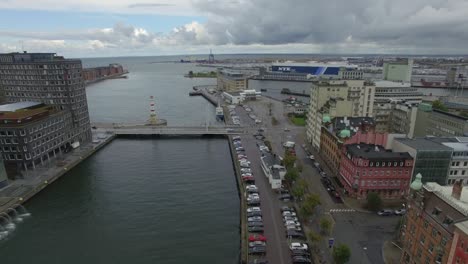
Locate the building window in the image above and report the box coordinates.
[420,234,426,245]
[431,228,438,238]
[423,220,429,229]
[429,242,434,253]
[432,208,441,216]
[443,217,454,226]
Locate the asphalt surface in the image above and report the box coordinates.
[243,97,400,264]
[233,104,292,264]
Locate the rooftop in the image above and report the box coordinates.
[425,182,468,216]
[433,109,468,121]
[395,137,454,151]
[455,219,468,234]
[374,80,412,88]
[0,101,43,112]
[346,143,412,161]
[442,142,468,152]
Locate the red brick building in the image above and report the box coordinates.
[82,64,125,82]
[448,220,468,263]
[339,143,414,199]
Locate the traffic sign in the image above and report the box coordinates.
[328,238,335,248]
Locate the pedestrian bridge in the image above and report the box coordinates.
[91,123,246,136]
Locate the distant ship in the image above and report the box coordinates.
[216,105,224,121]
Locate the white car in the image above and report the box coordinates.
[290,242,308,251]
[282,211,297,217]
[242,173,253,178]
[259,146,270,152]
[248,193,260,199]
[255,119,262,124]
[248,216,262,222]
[247,207,261,213]
[239,159,251,164]
[232,136,241,141]
[246,184,258,190]
[283,216,299,222]
[241,168,252,173]
[285,220,301,227]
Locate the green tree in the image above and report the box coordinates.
[320,218,332,235]
[366,192,382,212]
[296,161,303,173]
[292,180,307,200]
[307,230,322,252]
[283,150,297,169]
[188,70,194,77]
[333,244,351,264]
[432,100,448,112]
[285,168,299,185]
[300,193,321,218]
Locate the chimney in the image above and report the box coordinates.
[452,180,463,200]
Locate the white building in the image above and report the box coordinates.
[383,58,413,83]
[443,140,468,185]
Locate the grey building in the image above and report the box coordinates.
[392,138,453,185]
[0,102,73,176]
[414,103,468,137]
[0,155,7,188]
[388,102,418,138]
[0,52,91,144]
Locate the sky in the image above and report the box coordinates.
[0,0,468,57]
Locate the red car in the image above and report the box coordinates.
[249,234,267,242]
[242,176,255,182]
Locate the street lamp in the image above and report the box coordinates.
[360,246,368,264]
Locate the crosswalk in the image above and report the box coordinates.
[329,209,356,213]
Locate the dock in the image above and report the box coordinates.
[189,85,219,106]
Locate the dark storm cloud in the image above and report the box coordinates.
[188,0,468,52]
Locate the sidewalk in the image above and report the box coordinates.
[382,240,402,264]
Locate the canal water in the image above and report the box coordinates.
[0,57,240,263]
[0,139,239,264]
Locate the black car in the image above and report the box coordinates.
[292,256,312,263]
[248,226,264,233]
[279,194,292,201]
[248,211,263,217]
[286,230,305,239]
[290,249,310,257]
[281,206,295,212]
[248,200,261,206]
[248,221,264,227]
[249,246,266,255]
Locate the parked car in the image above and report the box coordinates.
[313,162,320,168]
[236,147,245,151]
[248,260,268,264]
[281,206,295,212]
[248,241,266,248]
[248,216,263,222]
[259,146,270,152]
[284,221,301,227]
[249,234,267,242]
[238,154,248,159]
[284,127,290,132]
[282,211,297,217]
[332,191,341,199]
[248,226,264,233]
[289,242,308,251]
[246,185,258,191]
[232,136,241,141]
[240,162,250,168]
[239,159,251,164]
[309,155,315,160]
[286,225,303,232]
[286,230,305,239]
[247,211,262,217]
[292,256,312,263]
[290,249,310,257]
[247,207,261,213]
[248,246,266,255]
[377,209,394,216]
[241,168,252,173]
[248,200,261,206]
[320,171,327,177]
[395,209,407,215]
[279,194,292,201]
[283,216,299,222]
[248,221,264,227]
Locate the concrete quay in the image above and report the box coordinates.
[0,132,115,215]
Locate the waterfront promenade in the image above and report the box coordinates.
[0,132,115,215]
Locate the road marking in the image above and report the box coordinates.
[329,209,356,213]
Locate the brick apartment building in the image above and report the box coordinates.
[339,143,414,199]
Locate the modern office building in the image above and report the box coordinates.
[0,52,91,144]
[382,58,413,83]
[339,143,413,199]
[414,104,468,137]
[392,138,453,185]
[217,70,249,92]
[305,79,375,149]
[442,141,468,185]
[401,179,466,264]
[0,101,73,176]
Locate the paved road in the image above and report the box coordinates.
[233,104,292,264]
[243,97,400,263]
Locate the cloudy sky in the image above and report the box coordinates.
[0,0,467,57]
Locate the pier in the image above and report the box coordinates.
[189,85,219,106]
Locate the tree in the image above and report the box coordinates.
[432,100,448,112]
[283,151,296,169]
[300,193,321,218]
[333,244,351,264]
[271,116,279,126]
[285,168,299,185]
[366,192,382,212]
[320,218,332,235]
[188,70,194,77]
[307,230,322,252]
[292,179,307,200]
[296,161,303,173]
